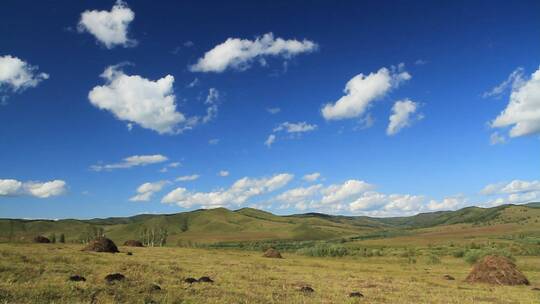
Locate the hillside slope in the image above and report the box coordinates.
[1,203,539,244]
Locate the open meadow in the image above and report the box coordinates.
[0,243,539,304]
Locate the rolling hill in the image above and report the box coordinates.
[0,203,539,245]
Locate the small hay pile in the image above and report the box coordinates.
[82,237,119,253]
[466,255,529,285]
[263,248,283,258]
[33,236,50,243]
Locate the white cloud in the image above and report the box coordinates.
[0,179,23,196]
[202,88,219,124]
[387,99,421,135]
[24,180,67,198]
[159,162,181,173]
[176,175,200,182]
[264,134,276,147]
[218,170,230,177]
[91,154,168,171]
[275,184,322,207]
[187,78,199,88]
[483,67,525,99]
[78,0,136,49]
[89,65,187,134]
[162,173,293,208]
[0,179,66,198]
[267,107,281,114]
[274,121,317,133]
[322,65,411,120]
[426,196,466,211]
[481,180,540,195]
[491,66,540,137]
[321,180,375,205]
[0,55,49,99]
[209,138,220,145]
[190,33,317,73]
[302,172,321,182]
[489,132,506,145]
[130,181,168,202]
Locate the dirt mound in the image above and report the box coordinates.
[82,237,119,253]
[184,277,198,284]
[123,240,144,247]
[104,273,125,283]
[68,275,86,282]
[349,291,363,298]
[33,236,50,243]
[466,255,529,285]
[198,276,214,283]
[263,248,283,258]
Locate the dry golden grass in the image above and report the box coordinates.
[0,243,539,303]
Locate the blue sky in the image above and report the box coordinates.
[1,0,539,219]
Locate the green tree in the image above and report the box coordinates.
[50,233,56,243]
[59,233,65,243]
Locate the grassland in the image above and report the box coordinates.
[0,243,539,304]
[1,204,540,303]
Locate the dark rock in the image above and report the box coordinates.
[184,277,198,284]
[126,252,133,256]
[443,274,455,280]
[198,276,214,283]
[149,284,161,291]
[69,275,86,282]
[349,291,363,297]
[104,273,125,283]
[299,286,314,293]
[532,287,540,291]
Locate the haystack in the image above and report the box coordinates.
[33,235,50,243]
[83,237,119,253]
[263,248,283,258]
[123,240,144,247]
[466,255,529,285]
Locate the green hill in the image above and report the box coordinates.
[1,203,539,245]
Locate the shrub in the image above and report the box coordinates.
[453,249,465,258]
[297,244,349,257]
[427,254,441,265]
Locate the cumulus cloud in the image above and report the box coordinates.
[482,180,540,195]
[483,67,525,99]
[89,65,187,134]
[176,175,200,182]
[190,33,317,73]
[264,134,276,147]
[129,180,168,202]
[426,196,466,211]
[208,138,220,145]
[302,172,321,182]
[480,180,540,207]
[387,99,421,135]
[321,180,375,205]
[78,0,137,49]
[275,184,323,209]
[491,66,540,137]
[218,170,229,177]
[322,65,411,120]
[0,179,66,198]
[91,154,168,171]
[0,55,49,101]
[162,173,293,208]
[0,179,23,196]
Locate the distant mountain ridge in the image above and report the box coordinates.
[0,203,538,244]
